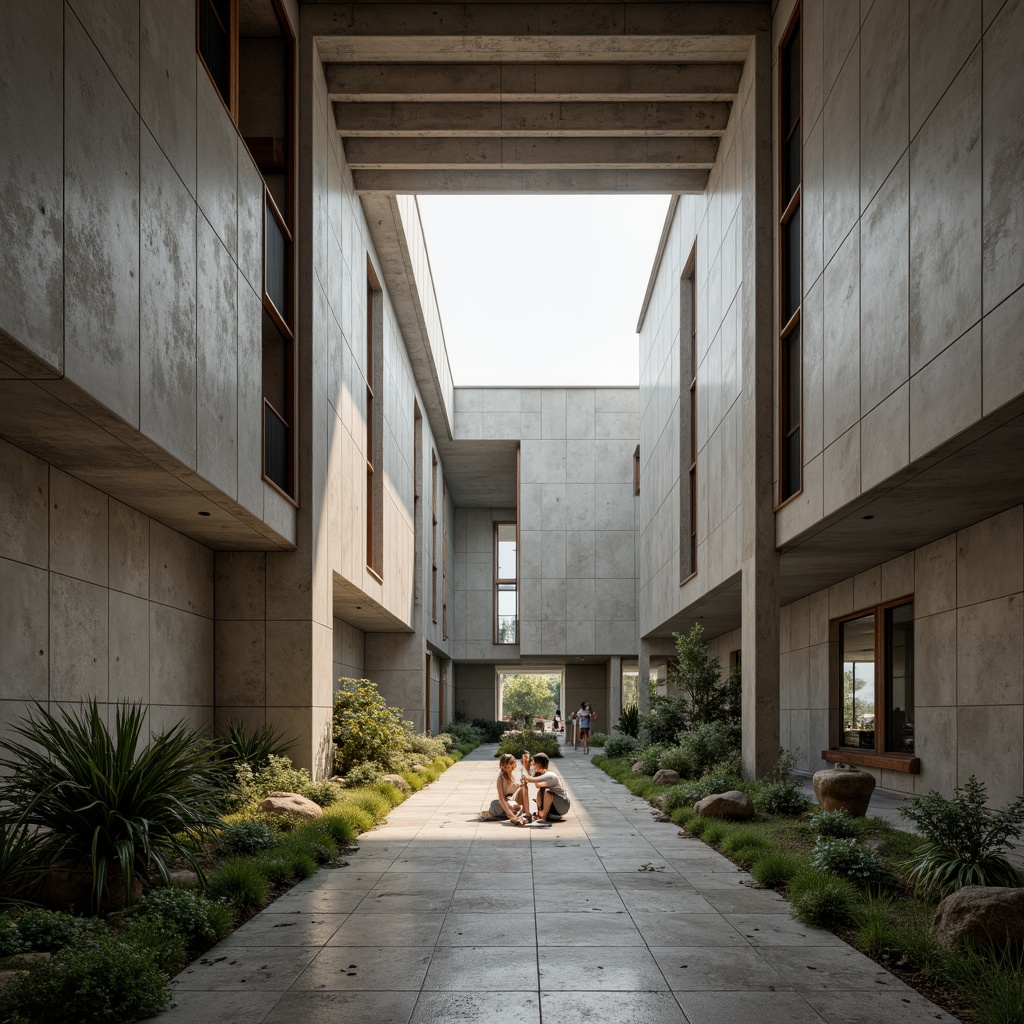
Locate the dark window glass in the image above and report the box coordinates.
[199,0,231,106]
[841,612,876,749]
[782,208,801,323]
[783,429,801,498]
[885,603,914,753]
[784,327,801,432]
[781,25,801,136]
[783,127,801,205]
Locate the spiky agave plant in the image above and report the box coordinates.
[0,701,228,913]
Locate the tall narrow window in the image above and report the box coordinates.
[495,522,518,645]
[424,652,432,736]
[366,262,383,578]
[779,11,802,503]
[198,0,235,111]
[431,451,438,623]
[441,478,448,639]
[680,247,697,581]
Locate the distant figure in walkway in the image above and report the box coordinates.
[522,752,571,825]
[552,709,561,733]
[487,753,530,824]
[576,701,594,753]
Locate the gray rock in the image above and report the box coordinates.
[259,791,324,821]
[693,790,755,819]
[934,885,1024,951]
[813,766,876,817]
[167,869,200,888]
[653,769,680,786]
[632,761,646,774]
[381,773,412,794]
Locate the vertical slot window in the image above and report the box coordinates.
[442,479,448,639]
[779,12,802,503]
[495,522,518,645]
[680,247,697,581]
[366,262,383,579]
[198,0,234,110]
[431,451,438,623]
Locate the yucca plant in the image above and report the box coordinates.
[0,701,228,913]
[217,719,293,769]
[617,703,640,738]
[899,776,1024,897]
[0,802,47,906]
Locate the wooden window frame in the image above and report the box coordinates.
[431,450,438,624]
[494,521,518,646]
[777,6,803,508]
[197,0,238,119]
[366,261,383,581]
[823,596,919,773]
[680,245,698,584]
[441,478,448,640]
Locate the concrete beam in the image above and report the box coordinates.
[334,100,731,136]
[343,136,720,169]
[352,167,709,193]
[326,62,743,102]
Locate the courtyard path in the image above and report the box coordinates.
[157,745,958,1024]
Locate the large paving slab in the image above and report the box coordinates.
[155,745,959,1023]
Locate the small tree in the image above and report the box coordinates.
[501,674,557,724]
[332,678,409,774]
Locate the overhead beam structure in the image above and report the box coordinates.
[312,1,765,194]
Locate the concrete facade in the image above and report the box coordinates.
[1,1,1022,805]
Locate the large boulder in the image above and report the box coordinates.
[632,761,646,774]
[653,769,680,786]
[694,790,754,819]
[813,766,876,817]
[381,773,412,794]
[934,886,1024,951]
[259,791,324,821]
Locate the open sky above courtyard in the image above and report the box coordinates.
[417,194,672,388]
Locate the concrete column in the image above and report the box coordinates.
[637,640,651,717]
[739,30,780,779]
[607,655,623,729]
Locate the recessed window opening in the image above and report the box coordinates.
[681,245,697,581]
[497,670,561,729]
[366,261,384,579]
[494,522,518,645]
[431,450,438,623]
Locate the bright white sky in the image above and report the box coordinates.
[416,194,671,387]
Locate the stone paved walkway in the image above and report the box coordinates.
[156,746,959,1024]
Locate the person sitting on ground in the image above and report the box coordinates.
[486,752,530,824]
[521,752,571,825]
[576,701,594,754]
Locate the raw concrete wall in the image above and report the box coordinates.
[780,505,1024,808]
[453,663,497,722]
[773,0,1024,544]
[0,439,214,747]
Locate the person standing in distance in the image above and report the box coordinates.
[576,701,594,754]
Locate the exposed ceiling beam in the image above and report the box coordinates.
[334,100,731,136]
[352,167,710,194]
[343,136,720,169]
[326,62,743,103]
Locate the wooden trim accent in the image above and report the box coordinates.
[822,749,920,774]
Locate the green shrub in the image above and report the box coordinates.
[810,809,860,839]
[720,827,771,860]
[0,806,47,907]
[588,732,608,747]
[669,807,695,826]
[604,735,641,759]
[216,720,293,770]
[948,944,1024,1024]
[0,931,170,1024]
[789,869,860,927]
[254,853,295,885]
[400,770,424,793]
[496,731,561,759]
[332,678,410,774]
[14,908,87,952]
[810,838,895,887]
[617,704,640,738]
[0,914,27,957]
[116,916,188,975]
[899,776,1024,897]
[853,893,893,958]
[403,733,448,760]
[671,771,744,807]
[333,803,376,834]
[750,778,810,816]
[663,721,742,779]
[130,887,232,948]
[683,814,713,837]
[751,850,804,888]
[633,743,670,775]
[701,822,728,845]
[302,780,343,808]
[223,819,278,855]
[471,719,508,743]
[286,822,339,865]
[206,858,270,912]
[346,790,391,824]
[642,696,689,746]
[234,754,312,810]
[0,701,226,913]
[445,722,483,745]
[345,761,384,786]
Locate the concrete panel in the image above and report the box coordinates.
[881,552,915,603]
[540,483,567,530]
[823,39,860,263]
[909,50,982,373]
[860,0,908,210]
[215,551,267,620]
[957,704,1023,809]
[957,507,1024,606]
[595,578,634,622]
[64,10,140,425]
[566,390,596,439]
[0,558,49,701]
[567,530,596,579]
[822,424,859,517]
[108,499,150,599]
[140,128,198,467]
[541,618,566,654]
[909,325,981,460]
[860,155,909,412]
[595,484,635,530]
[823,227,860,445]
[564,483,595,531]
[215,620,267,706]
[802,275,824,459]
[50,574,108,702]
[957,595,1023,706]
[566,577,596,621]
[140,0,196,197]
[49,468,108,587]
[823,0,860,95]
[541,530,567,579]
[915,535,957,617]
[860,384,909,491]
[0,0,63,369]
[197,216,239,495]
[266,620,312,706]
[914,705,956,796]
[566,619,596,655]
[853,566,881,611]
[909,0,981,137]
[596,531,635,579]
[982,0,1024,312]
[196,59,238,258]
[150,604,213,707]
[108,590,150,704]
[982,286,1024,415]
[595,411,639,440]
[238,150,264,297]
[150,521,214,617]
[541,389,566,439]
[68,0,139,104]
[567,440,596,484]
[237,273,265,517]
[0,441,49,569]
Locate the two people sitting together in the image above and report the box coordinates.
[488,751,570,827]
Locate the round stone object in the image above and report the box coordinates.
[813,766,876,817]
[259,791,324,821]
[653,769,680,786]
[693,790,754,819]
[934,885,1024,951]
